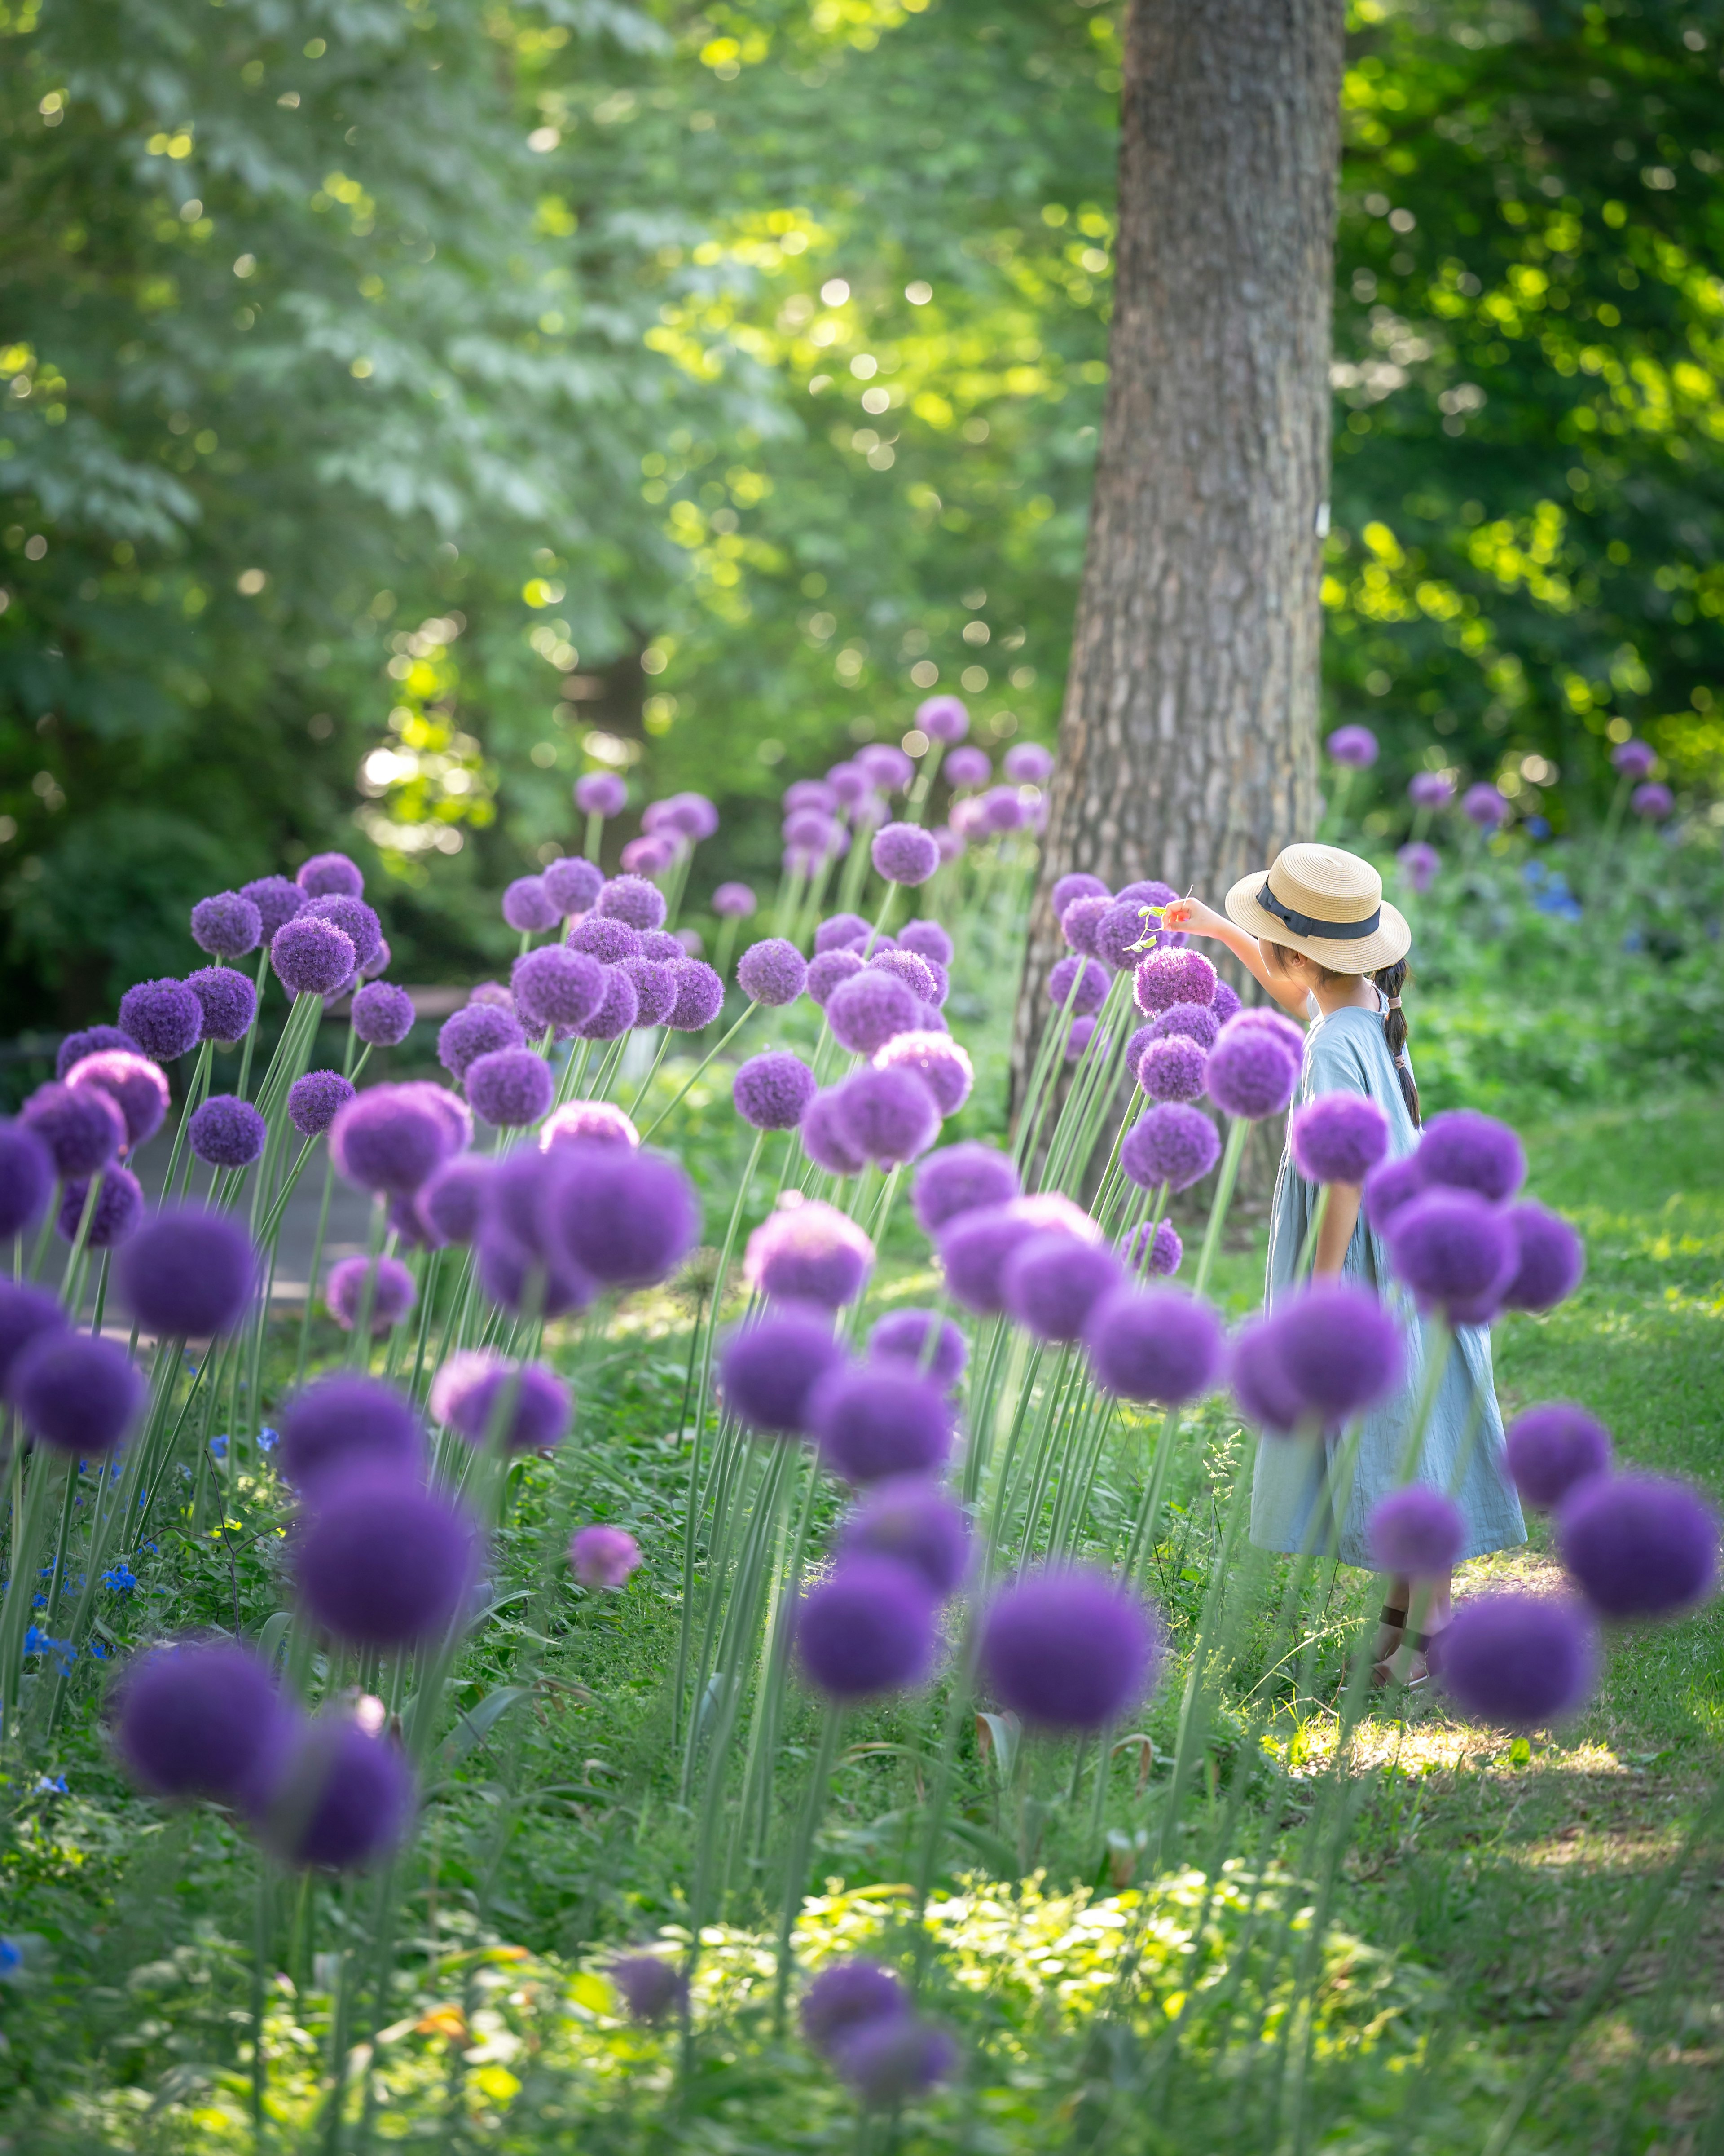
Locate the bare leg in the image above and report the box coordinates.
[1380,1570,1453,1683]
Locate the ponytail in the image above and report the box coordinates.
[1374,958,1420,1126]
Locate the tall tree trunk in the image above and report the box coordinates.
[1011,0,1344,1106]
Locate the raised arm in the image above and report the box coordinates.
[1159,897,1309,1016]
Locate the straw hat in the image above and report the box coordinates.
[1224,842,1410,974]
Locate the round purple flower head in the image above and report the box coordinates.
[0,1123,54,1240]
[1051,873,1109,918]
[296,1470,478,1647]
[297,851,365,899]
[712,881,756,918]
[1048,955,1109,1017]
[1137,1035,1207,1104]
[1500,1202,1585,1312]
[802,1960,909,2060]
[867,948,936,1006]
[567,914,641,967]
[1083,1287,1225,1405]
[431,1349,570,1454]
[331,1089,449,1195]
[1326,724,1378,768]
[1504,1403,1611,1511]
[796,1091,861,1178]
[622,834,677,878]
[572,967,639,1041]
[575,770,627,818]
[917,692,970,743]
[544,854,604,916]
[465,1049,554,1129]
[56,1168,144,1249]
[837,2016,956,2108]
[1361,1153,1425,1234]
[278,1375,425,1498]
[1003,740,1052,783]
[273,918,356,999]
[736,937,807,1007]
[980,1568,1160,1730]
[1091,897,1157,972]
[1120,1103,1220,1194]
[23,1080,125,1177]
[189,1094,267,1170]
[871,821,940,886]
[541,1105,636,1160]
[1632,781,1674,820]
[242,876,306,939]
[721,1309,847,1438]
[1387,1189,1517,1326]
[1150,1002,1220,1054]
[814,913,871,955]
[1002,1233,1123,1345]
[807,949,865,1009]
[66,1051,171,1149]
[839,1477,968,1599]
[1557,1473,1719,1621]
[114,1207,256,1338]
[183,965,258,1045]
[1368,1485,1465,1575]
[1418,1109,1526,1204]
[734,1050,818,1132]
[873,1032,972,1118]
[115,1640,295,1811]
[1434,1593,1596,1727]
[1462,783,1510,830]
[1209,981,1243,1027]
[349,982,414,1049]
[813,1362,953,1483]
[1398,842,1441,895]
[1121,1217,1182,1280]
[638,930,686,965]
[797,1557,937,1698]
[827,759,871,807]
[1134,948,1217,1017]
[911,1142,1019,1238]
[0,1287,66,1404]
[858,744,913,794]
[1290,1094,1390,1186]
[10,1331,143,1455]
[117,978,202,1063]
[1229,1006,1306,1059]
[1207,1021,1299,1121]
[55,1025,138,1081]
[546,1143,699,1287]
[897,920,953,970]
[826,969,919,1055]
[475,1235,594,1321]
[618,956,674,1028]
[1407,771,1455,811]
[300,894,383,970]
[571,1525,642,1589]
[470,982,514,1010]
[667,961,725,1031]
[938,1199,1072,1317]
[607,1953,684,2025]
[264,1718,413,1871]
[190,890,263,958]
[1262,1280,1405,1424]
[326,1254,417,1335]
[287,1071,355,1140]
[501,875,559,935]
[417,1156,493,1245]
[1065,1017,1097,1062]
[867,1308,967,1392]
[598,874,668,931]
[1610,738,1656,779]
[833,1066,940,1168]
[745,1198,874,1308]
[438,1003,525,1081]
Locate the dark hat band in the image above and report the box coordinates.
[1257,882,1382,942]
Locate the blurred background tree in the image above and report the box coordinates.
[3,0,1721,1028]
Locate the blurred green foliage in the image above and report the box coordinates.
[3,0,1722,1027]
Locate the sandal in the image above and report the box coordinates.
[1373,1623,1438,1690]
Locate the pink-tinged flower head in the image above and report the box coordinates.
[1397,841,1440,894]
[1462,783,1510,829]
[571,1525,642,1588]
[796,1559,937,1698]
[544,854,604,916]
[872,1031,972,1118]
[1632,781,1673,820]
[1610,738,1656,779]
[1290,1093,1390,1186]
[1120,1102,1220,1193]
[833,1065,941,1167]
[1386,1188,1518,1325]
[117,978,203,1062]
[1207,1019,1299,1120]
[1048,955,1109,1016]
[326,1254,417,1334]
[543,1100,638,1152]
[1433,1593,1596,1726]
[938,1193,1097,1316]
[825,968,919,1054]
[736,937,807,1007]
[575,771,627,818]
[1134,948,1217,1016]
[190,889,263,958]
[501,876,559,934]
[1557,1473,1719,1620]
[980,1567,1161,1730]
[1417,1109,1526,1204]
[66,1051,170,1149]
[1326,724,1378,769]
[712,881,756,917]
[1504,1402,1611,1511]
[745,1198,874,1308]
[944,745,991,789]
[1408,770,1456,810]
[911,1141,1018,1236]
[917,693,970,742]
[721,1308,848,1437]
[1368,1485,1465,1574]
[1083,1287,1225,1404]
[734,1050,818,1132]
[871,821,941,886]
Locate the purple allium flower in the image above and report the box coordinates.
[512,947,605,1035]
[394,1073,472,1155]
[639,930,686,964]
[1397,842,1441,895]
[113,1207,256,1338]
[1368,1485,1465,1574]
[896,919,953,969]
[745,1199,874,1308]
[598,874,668,932]
[476,1235,594,1319]
[1434,1593,1597,1727]
[911,1143,1019,1238]
[1137,1035,1207,1104]
[543,1101,638,1152]
[278,1375,426,1497]
[465,1049,554,1130]
[241,876,306,939]
[9,1331,143,1455]
[570,1524,642,1588]
[815,913,872,955]
[867,1307,967,1391]
[871,821,941,887]
[712,881,757,918]
[1361,1153,1425,1234]
[296,1470,478,1647]
[784,807,841,859]
[297,851,365,899]
[918,693,970,743]
[1386,1189,1517,1325]
[300,895,383,972]
[1290,1093,1390,1186]
[575,771,628,818]
[826,970,920,1055]
[0,1124,54,1241]
[1209,982,1243,1028]
[797,1557,937,1697]
[1091,898,1156,972]
[54,1025,138,1081]
[1407,771,1456,811]
[437,1003,526,1083]
[1611,738,1656,779]
[827,759,871,806]
[22,1080,125,1178]
[660,790,721,841]
[980,784,1025,833]
[873,1032,972,1118]
[667,961,725,1032]
[1462,783,1510,830]
[66,1052,171,1149]
[1269,1280,1405,1422]
[1121,1217,1182,1280]
[621,834,677,877]
[190,890,263,959]
[1140,1010,1215,1063]
[721,1309,847,1437]
[1059,897,1109,957]
[1500,1202,1585,1312]
[1557,1473,1719,1620]
[937,1194,1095,1316]
[483,1148,562,1264]
[501,875,559,935]
[56,1168,143,1249]
[348,982,414,1049]
[1120,1102,1220,1193]
[1065,1017,1097,1062]
[866,948,937,1007]
[330,1089,449,1195]
[1134,948,1217,1017]
[544,855,604,916]
[1227,1319,1307,1434]
[734,1050,818,1132]
[114,1640,295,1811]
[567,915,642,967]
[1083,1287,1225,1404]
[469,981,515,1010]
[813,1362,953,1483]
[1419,1110,1526,1204]
[272,918,356,999]
[326,1254,417,1334]
[1003,740,1053,783]
[857,744,913,794]
[286,1071,354,1141]
[608,1954,685,2024]
[1631,781,1674,820]
[619,956,675,1028]
[572,966,640,1040]
[116,978,203,1063]
[1050,874,1107,922]
[1504,1403,1611,1510]
[183,964,258,1046]
[361,936,391,980]
[802,1961,909,2059]
[798,1090,863,1177]
[836,2017,956,2108]
[1326,723,1378,768]
[545,1143,699,1287]
[832,1067,941,1168]
[980,1567,1160,1729]
[418,1156,493,1245]
[1002,1233,1124,1345]
[807,949,865,1010]
[838,1477,968,1598]
[264,1718,413,1870]
[188,1094,267,1169]
[1048,955,1110,1017]
[736,937,808,1007]
[1207,1021,1299,1121]
[431,1349,571,1454]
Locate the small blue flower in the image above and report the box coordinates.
[209,1435,229,1461]
[33,1775,66,1796]
[0,1938,22,1974]
[258,1427,279,1453]
[1522,860,1548,888]
[90,1641,108,1659]
[103,1565,138,1595]
[1525,815,1551,839]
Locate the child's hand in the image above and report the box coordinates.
[1161,896,1229,939]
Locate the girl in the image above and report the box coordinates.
[1164,842,1524,1684]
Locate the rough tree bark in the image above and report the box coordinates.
[1011,0,1344,1106]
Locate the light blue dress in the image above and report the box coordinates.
[1248,1001,1526,1570]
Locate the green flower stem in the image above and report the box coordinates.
[712,914,740,988]
[772,862,808,941]
[343,1195,391,1369]
[1042,971,1139,1196]
[234,947,273,1103]
[1010,970,1084,1176]
[583,808,602,860]
[164,1040,215,1203]
[905,736,946,824]
[637,1004,756,1143]
[1191,1115,1251,1299]
[1291,1184,1332,1279]
[0,1451,61,1740]
[588,1032,631,1105]
[291,1148,338,1393]
[769,1705,842,2036]
[626,1028,675,1117]
[57,1171,107,1317]
[35,1458,83,1651]
[678,1429,758,1802]
[858,879,898,958]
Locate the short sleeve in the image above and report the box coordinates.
[1300,1014,1376,1104]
